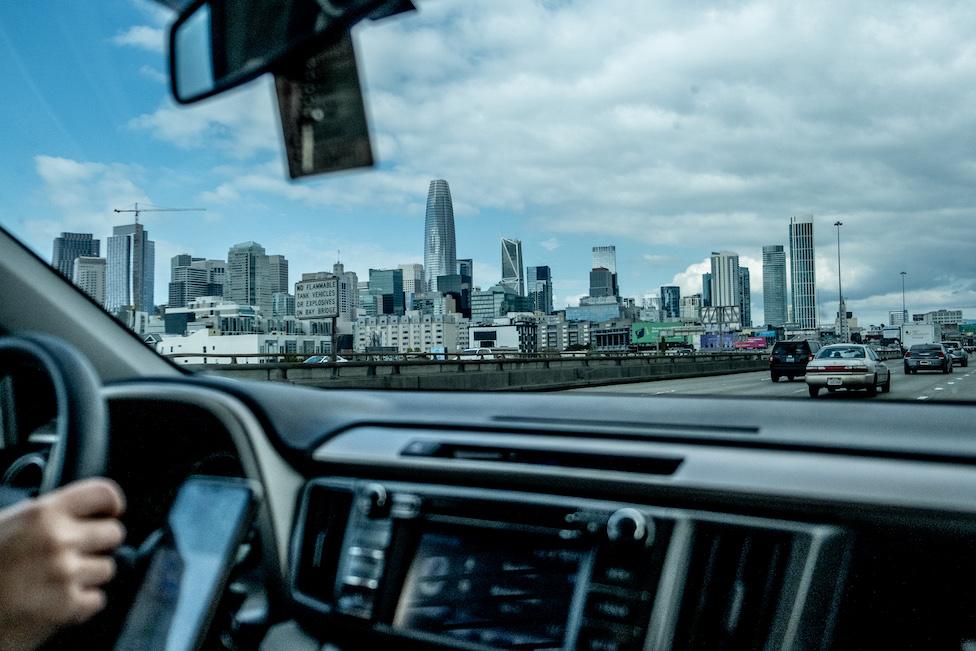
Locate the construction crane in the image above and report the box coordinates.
[113,202,206,223]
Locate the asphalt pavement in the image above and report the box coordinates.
[569,354,976,401]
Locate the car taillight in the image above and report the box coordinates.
[768,354,774,363]
[939,352,945,358]
[808,354,814,361]
[904,351,911,358]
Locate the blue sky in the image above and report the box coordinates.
[2,0,975,326]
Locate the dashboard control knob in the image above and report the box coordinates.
[607,508,652,545]
[358,483,389,518]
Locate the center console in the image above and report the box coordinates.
[290,479,849,650]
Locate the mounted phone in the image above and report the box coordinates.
[114,476,260,651]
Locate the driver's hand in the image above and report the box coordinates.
[0,478,125,651]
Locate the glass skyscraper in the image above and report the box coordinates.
[227,241,272,315]
[526,265,553,314]
[592,245,617,273]
[660,285,681,320]
[423,179,457,292]
[106,223,154,313]
[52,232,99,279]
[789,217,817,328]
[738,267,752,328]
[762,244,787,326]
[500,238,524,296]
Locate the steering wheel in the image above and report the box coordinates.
[0,333,108,506]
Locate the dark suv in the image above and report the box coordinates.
[769,339,822,382]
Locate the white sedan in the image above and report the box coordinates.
[805,344,891,398]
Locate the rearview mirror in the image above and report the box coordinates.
[169,0,412,104]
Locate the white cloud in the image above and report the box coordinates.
[111,25,165,53]
[138,65,167,84]
[540,238,561,251]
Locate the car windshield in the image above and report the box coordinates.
[1,1,973,401]
[817,346,865,360]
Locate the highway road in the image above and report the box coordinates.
[570,354,976,401]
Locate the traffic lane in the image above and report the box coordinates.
[569,354,976,401]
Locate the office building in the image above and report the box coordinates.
[354,314,468,353]
[272,292,295,317]
[471,284,532,323]
[738,266,752,328]
[660,286,681,321]
[709,251,740,308]
[469,316,539,354]
[589,268,618,298]
[540,314,591,351]
[889,310,906,326]
[526,265,553,314]
[500,238,525,295]
[423,179,457,291]
[369,268,405,316]
[435,273,472,317]
[457,258,473,285]
[680,294,702,323]
[789,216,817,328]
[399,263,424,295]
[333,262,359,320]
[701,273,712,307]
[592,245,617,273]
[226,241,272,315]
[762,245,787,326]
[107,222,155,313]
[72,256,106,306]
[912,309,963,325]
[52,232,100,279]
[267,255,289,294]
[168,264,209,308]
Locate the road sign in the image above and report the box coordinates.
[295,276,339,319]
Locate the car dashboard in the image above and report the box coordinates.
[104,377,976,651]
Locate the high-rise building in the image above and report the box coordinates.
[457,258,473,285]
[680,294,702,323]
[52,232,100,279]
[333,262,359,320]
[72,256,106,306]
[589,268,618,298]
[470,284,531,322]
[592,245,617,273]
[272,292,296,317]
[526,266,553,314]
[106,223,155,313]
[701,273,712,307]
[500,238,524,296]
[435,273,472,317]
[738,267,752,328]
[709,251,740,308]
[267,254,289,294]
[399,264,424,294]
[789,216,817,328]
[424,179,457,292]
[169,265,209,308]
[369,268,405,316]
[660,286,681,321]
[226,241,272,315]
[762,245,787,326]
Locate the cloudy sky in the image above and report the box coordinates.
[1,0,974,326]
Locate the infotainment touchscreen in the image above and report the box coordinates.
[393,526,588,650]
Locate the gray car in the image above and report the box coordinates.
[943,341,969,367]
[806,344,891,398]
[904,344,953,374]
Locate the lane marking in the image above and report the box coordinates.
[947,382,955,385]
[934,387,944,391]
[917,396,930,400]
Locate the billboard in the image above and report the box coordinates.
[733,337,767,350]
[631,321,674,345]
[295,276,339,319]
[700,333,735,349]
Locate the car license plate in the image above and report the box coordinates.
[921,360,932,365]
[786,356,794,362]
[827,378,843,386]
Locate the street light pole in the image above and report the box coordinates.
[834,221,846,342]
[900,271,907,325]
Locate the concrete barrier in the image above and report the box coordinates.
[190,352,767,392]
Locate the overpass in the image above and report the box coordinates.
[183,351,768,392]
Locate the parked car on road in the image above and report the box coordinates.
[904,344,953,374]
[769,339,822,382]
[806,344,891,398]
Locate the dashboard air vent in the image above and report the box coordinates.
[672,524,793,650]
